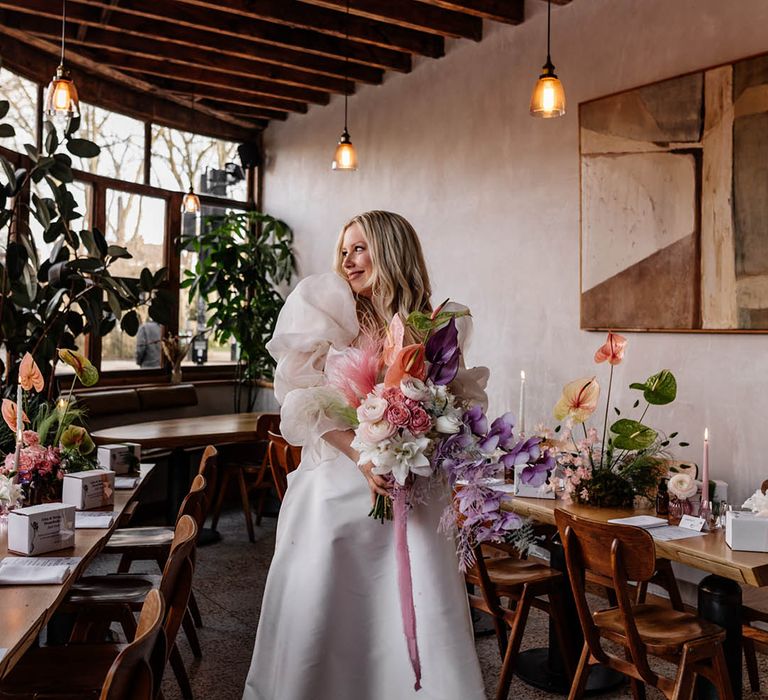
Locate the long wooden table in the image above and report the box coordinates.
[506,495,765,699]
[507,496,768,587]
[0,471,150,679]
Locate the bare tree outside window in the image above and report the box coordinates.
[0,67,36,152]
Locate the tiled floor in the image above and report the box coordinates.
[88,508,766,699]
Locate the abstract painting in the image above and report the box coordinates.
[580,53,768,331]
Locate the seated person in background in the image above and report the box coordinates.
[135,320,162,368]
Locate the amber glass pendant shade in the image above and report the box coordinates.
[45,65,80,120]
[530,64,566,118]
[181,186,201,214]
[332,129,358,171]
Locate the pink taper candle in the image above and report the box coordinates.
[701,428,709,504]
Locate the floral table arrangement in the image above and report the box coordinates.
[551,332,688,508]
[320,303,550,690]
[0,351,99,506]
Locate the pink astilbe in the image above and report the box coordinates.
[325,335,381,408]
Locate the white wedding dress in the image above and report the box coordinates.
[242,273,487,700]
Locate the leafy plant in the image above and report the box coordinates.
[181,210,295,411]
[0,97,171,396]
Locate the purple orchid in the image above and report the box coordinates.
[462,404,487,436]
[502,437,556,487]
[478,412,516,452]
[425,317,461,385]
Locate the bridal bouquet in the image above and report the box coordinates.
[326,303,551,690]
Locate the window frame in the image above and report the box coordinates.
[0,68,261,387]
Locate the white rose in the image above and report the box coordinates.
[668,473,698,500]
[356,396,388,423]
[435,414,462,434]
[400,377,431,402]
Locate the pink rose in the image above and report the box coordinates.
[409,408,431,435]
[22,430,39,446]
[386,402,411,428]
[403,397,420,410]
[357,419,397,444]
[382,387,405,404]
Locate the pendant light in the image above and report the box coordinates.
[45,0,80,122]
[181,186,201,214]
[529,0,566,119]
[332,0,358,171]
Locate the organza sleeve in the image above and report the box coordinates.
[444,302,490,410]
[266,273,359,463]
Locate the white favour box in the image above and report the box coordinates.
[62,469,115,510]
[8,503,76,556]
[97,444,132,474]
[725,511,768,552]
[513,464,555,499]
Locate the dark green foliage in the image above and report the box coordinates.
[181,210,295,411]
[0,101,170,395]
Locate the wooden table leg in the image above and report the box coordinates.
[696,574,742,700]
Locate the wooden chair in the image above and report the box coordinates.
[267,430,301,501]
[210,413,280,542]
[0,589,166,700]
[465,542,573,700]
[103,446,216,658]
[63,491,203,700]
[555,508,732,700]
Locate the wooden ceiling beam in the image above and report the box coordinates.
[76,47,332,105]
[0,4,384,84]
[298,0,481,40]
[60,0,413,71]
[0,30,265,139]
[164,0,445,57]
[414,0,524,24]
[201,99,298,122]
[130,74,302,117]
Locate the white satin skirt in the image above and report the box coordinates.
[242,455,486,700]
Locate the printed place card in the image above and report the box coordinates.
[678,514,706,532]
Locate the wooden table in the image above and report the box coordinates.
[91,412,270,451]
[92,412,273,524]
[0,472,150,679]
[505,495,763,699]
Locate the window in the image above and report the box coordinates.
[75,103,144,183]
[0,67,37,153]
[0,66,255,380]
[151,125,247,201]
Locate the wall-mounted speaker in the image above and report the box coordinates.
[238,142,262,169]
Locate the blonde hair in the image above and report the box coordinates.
[334,210,432,338]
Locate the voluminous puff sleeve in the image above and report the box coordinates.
[443,302,490,411]
[266,273,359,465]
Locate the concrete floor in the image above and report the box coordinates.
[87,507,768,700]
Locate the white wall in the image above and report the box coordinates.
[262,0,768,504]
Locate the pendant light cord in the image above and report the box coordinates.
[343,0,350,131]
[60,0,66,65]
[546,0,551,66]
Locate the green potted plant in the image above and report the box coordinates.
[181,210,295,412]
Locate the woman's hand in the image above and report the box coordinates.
[358,461,391,504]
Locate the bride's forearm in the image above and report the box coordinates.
[322,429,359,463]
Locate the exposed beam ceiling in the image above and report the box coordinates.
[0,0,567,133]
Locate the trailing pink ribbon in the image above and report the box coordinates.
[393,488,422,691]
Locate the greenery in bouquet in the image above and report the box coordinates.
[550,333,688,508]
[0,351,99,504]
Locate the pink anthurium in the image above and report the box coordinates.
[19,353,44,393]
[1,399,29,433]
[553,377,600,424]
[594,332,627,365]
[382,314,405,367]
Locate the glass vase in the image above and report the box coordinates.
[668,497,692,525]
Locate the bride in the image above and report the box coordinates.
[243,210,488,700]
